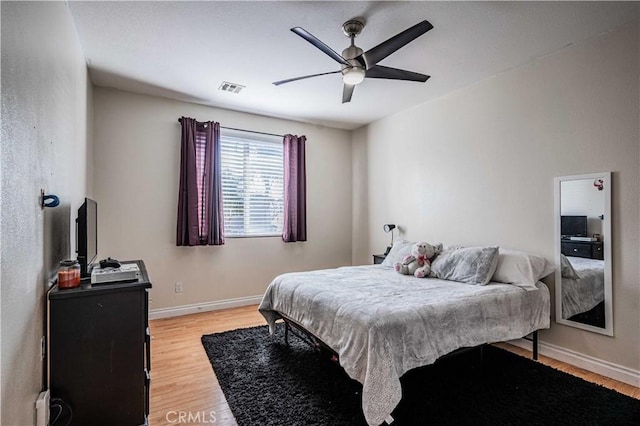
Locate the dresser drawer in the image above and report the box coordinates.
[561,242,592,258]
[592,243,604,260]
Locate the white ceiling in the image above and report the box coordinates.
[68,1,638,130]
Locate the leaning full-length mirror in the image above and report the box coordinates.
[554,172,612,336]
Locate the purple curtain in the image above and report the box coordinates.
[176,117,224,246]
[282,134,307,242]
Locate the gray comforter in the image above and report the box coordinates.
[259,265,550,426]
[561,257,605,318]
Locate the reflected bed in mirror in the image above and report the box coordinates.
[554,172,612,336]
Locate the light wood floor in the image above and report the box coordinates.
[148,305,639,425]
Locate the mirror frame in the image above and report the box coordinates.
[554,172,613,336]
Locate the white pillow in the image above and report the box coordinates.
[560,254,581,279]
[491,249,556,291]
[380,240,414,268]
[431,246,500,285]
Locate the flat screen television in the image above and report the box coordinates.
[561,215,588,238]
[76,197,97,277]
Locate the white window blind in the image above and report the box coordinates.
[220,130,284,237]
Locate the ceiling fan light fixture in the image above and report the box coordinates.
[342,67,365,85]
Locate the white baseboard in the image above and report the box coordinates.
[149,295,263,320]
[509,338,640,388]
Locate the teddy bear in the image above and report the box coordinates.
[394,241,443,278]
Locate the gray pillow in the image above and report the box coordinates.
[431,246,500,285]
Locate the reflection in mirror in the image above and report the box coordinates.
[554,172,613,336]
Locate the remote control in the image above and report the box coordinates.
[99,257,121,269]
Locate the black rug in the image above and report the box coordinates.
[201,325,640,426]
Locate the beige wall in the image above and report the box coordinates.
[92,88,352,310]
[353,23,639,371]
[1,2,91,424]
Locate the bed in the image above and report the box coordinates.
[560,255,605,320]
[259,246,552,426]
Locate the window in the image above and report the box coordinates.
[220,129,284,237]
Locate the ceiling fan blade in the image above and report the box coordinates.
[342,84,355,104]
[365,65,430,82]
[291,27,351,66]
[273,70,341,86]
[362,20,433,67]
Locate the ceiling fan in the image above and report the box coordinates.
[273,19,433,103]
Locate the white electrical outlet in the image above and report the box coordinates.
[35,390,50,426]
[175,281,184,293]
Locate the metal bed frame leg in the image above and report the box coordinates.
[522,330,539,360]
[284,321,290,346]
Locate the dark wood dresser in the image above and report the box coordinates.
[561,240,604,260]
[48,260,151,425]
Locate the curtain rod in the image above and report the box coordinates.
[177,118,284,138]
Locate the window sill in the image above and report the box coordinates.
[225,233,282,239]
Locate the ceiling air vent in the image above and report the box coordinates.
[218,81,245,94]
